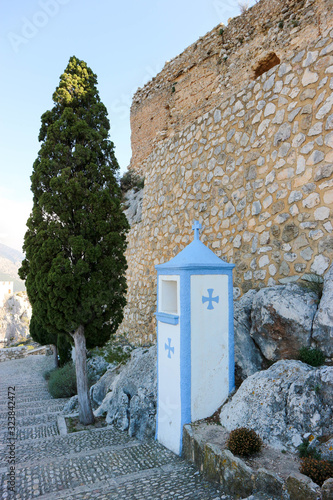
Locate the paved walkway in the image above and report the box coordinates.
[0,355,231,499]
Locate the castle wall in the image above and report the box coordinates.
[119,0,333,345]
[130,0,332,175]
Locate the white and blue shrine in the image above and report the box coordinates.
[155,221,235,455]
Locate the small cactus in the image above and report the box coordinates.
[227,427,262,457]
[300,457,333,487]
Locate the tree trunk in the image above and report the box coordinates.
[53,344,59,368]
[72,325,95,425]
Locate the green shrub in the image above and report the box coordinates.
[120,169,144,193]
[298,438,321,460]
[227,427,262,457]
[103,345,131,365]
[47,362,96,398]
[43,368,56,381]
[300,457,333,486]
[299,347,325,367]
[91,343,131,366]
[48,362,77,398]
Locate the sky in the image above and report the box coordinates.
[0,0,256,253]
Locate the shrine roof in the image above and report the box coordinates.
[155,221,235,271]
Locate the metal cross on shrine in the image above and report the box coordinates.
[192,220,202,241]
[165,338,174,358]
[202,289,219,310]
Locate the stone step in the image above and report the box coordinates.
[0,440,226,499]
[44,464,227,500]
[0,412,58,429]
[0,400,68,420]
[0,397,66,409]
[0,395,53,408]
[0,421,59,444]
[0,384,47,393]
[0,427,137,466]
[0,356,231,499]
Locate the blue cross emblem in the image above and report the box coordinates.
[165,338,174,358]
[192,220,202,241]
[202,289,219,310]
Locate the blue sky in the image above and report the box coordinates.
[1,0,255,252]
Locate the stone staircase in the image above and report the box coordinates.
[0,356,229,499]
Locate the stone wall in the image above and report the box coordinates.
[130,0,332,174]
[0,345,52,363]
[119,0,333,345]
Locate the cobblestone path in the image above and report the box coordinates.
[0,355,231,499]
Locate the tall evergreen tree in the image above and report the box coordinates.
[19,56,129,424]
[29,315,72,368]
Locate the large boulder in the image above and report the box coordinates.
[0,292,32,345]
[250,284,318,362]
[90,363,123,406]
[312,263,333,358]
[220,360,333,451]
[95,345,157,440]
[234,289,263,382]
[87,355,110,381]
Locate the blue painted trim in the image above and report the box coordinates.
[179,270,191,454]
[155,312,179,325]
[156,263,235,272]
[155,267,234,276]
[228,271,235,393]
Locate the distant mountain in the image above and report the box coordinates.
[0,244,25,292]
[0,243,24,264]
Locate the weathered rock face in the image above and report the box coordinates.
[90,363,123,406]
[123,188,143,226]
[86,356,110,380]
[0,293,32,345]
[285,472,321,500]
[234,289,263,381]
[322,478,333,500]
[220,360,333,451]
[95,346,157,440]
[250,284,319,362]
[312,262,333,357]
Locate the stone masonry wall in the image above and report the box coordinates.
[0,345,52,363]
[119,0,333,345]
[130,0,332,175]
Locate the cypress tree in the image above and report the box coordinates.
[19,56,129,424]
[29,315,72,367]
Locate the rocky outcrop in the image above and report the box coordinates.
[123,188,143,225]
[250,284,319,362]
[322,478,333,500]
[220,360,333,451]
[182,423,331,500]
[233,264,333,382]
[95,346,157,440]
[312,263,333,357]
[86,355,110,380]
[0,293,32,345]
[234,289,263,382]
[285,472,321,500]
[90,363,123,406]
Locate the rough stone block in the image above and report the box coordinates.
[286,472,320,500]
[321,477,333,500]
[254,468,284,498]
